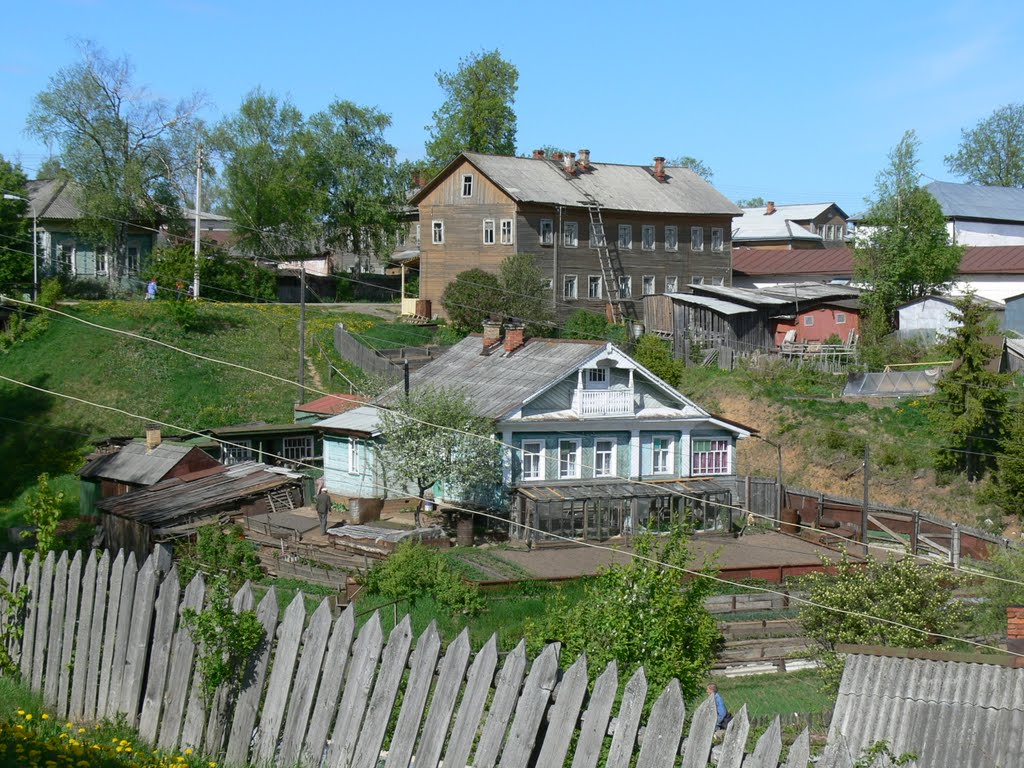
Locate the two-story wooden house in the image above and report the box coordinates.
[316,322,750,541]
[409,150,743,323]
[732,201,850,249]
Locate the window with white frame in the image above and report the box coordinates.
[652,435,674,475]
[804,316,814,326]
[642,275,655,295]
[521,440,544,481]
[594,439,615,478]
[665,225,678,251]
[432,220,444,244]
[618,224,632,249]
[692,275,705,285]
[836,312,847,324]
[590,222,606,248]
[282,435,314,461]
[559,439,581,479]
[618,275,632,297]
[585,367,608,388]
[692,438,729,475]
[641,225,655,251]
[223,440,253,466]
[346,438,358,473]
[711,227,724,252]
[539,218,554,246]
[563,221,579,247]
[691,226,704,251]
[712,276,724,286]
[461,173,474,197]
[588,275,603,299]
[666,276,678,293]
[563,274,578,299]
[500,219,514,244]
[482,219,495,245]
[542,277,553,291]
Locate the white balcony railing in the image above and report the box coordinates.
[575,388,635,417]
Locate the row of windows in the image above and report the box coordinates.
[520,437,730,481]
[561,274,724,299]
[542,220,724,252]
[812,223,846,240]
[222,436,315,465]
[803,312,847,327]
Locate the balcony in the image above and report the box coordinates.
[574,388,635,418]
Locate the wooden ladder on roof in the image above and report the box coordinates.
[576,190,633,325]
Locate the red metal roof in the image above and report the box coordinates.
[732,248,854,276]
[958,245,1024,274]
[296,393,369,416]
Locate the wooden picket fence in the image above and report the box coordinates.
[0,548,870,768]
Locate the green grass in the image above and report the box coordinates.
[711,668,834,720]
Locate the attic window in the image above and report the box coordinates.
[461,174,474,197]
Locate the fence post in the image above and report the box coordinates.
[952,523,961,569]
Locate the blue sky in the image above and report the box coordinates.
[2,0,1022,214]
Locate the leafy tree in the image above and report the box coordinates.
[145,243,276,302]
[967,546,1024,633]
[528,529,720,700]
[362,542,484,616]
[37,157,65,179]
[177,523,262,593]
[305,100,408,273]
[988,411,1024,516]
[497,253,553,334]
[424,50,518,175]
[23,473,64,556]
[26,41,206,277]
[930,293,1008,480]
[378,387,502,527]
[633,334,683,387]
[669,155,713,182]
[211,88,317,259]
[0,155,31,290]
[564,309,611,340]
[854,131,963,340]
[945,103,1024,187]
[441,268,503,334]
[798,552,967,693]
[735,196,766,208]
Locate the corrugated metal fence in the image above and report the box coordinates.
[1,547,874,768]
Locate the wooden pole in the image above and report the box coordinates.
[862,444,870,557]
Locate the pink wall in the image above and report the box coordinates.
[774,305,859,345]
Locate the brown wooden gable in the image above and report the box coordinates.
[417,157,517,210]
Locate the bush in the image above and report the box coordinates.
[177,523,262,592]
[37,277,63,308]
[362,542,484,616]
[633,334,683,387]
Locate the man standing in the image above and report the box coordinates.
[707,684,731,731]
[316,487,332,535]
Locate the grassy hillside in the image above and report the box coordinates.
[0,299,419,523]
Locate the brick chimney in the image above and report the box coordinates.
[532,149,546,160]
[653,156,667,182]
[552,152,564,162]
[1009,606,1024,662]
[578,148,591,171]
[482,319,503,353]
[765,201,776,215]
[145,424,162,453]
[563,151,577,177]
[503,321,525,354]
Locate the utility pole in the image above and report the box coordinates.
[297,261,306,404]
[861,444,870,557]
[193,143,203,299]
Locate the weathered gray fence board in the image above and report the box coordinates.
[681,693,716,768]
[252,591,307,764]
[30,551,54,691]
[636,679,685,768]
[138,565,180,744]
[747,716,783,768]
[225,587,280,767]
[69,552,97,719]
[535,652,587,768]
[203,582,255,755]
[326,611,384,768]
[43,552,69,707]
[0,555,12,661]
[420,629,478,768]
[571,660,618,768]
[102,552,136,718]
[819,731,853,768]
[20,555,39,680]
[784,727,811,768]
[350,615,414,768]
[298,606,355,768]
[157,572,205,751]
[56,551,83,717]
[277,598,333,768]
[383,621,442,768]
[474,639,528,768]
[8,555,26,668]
[606,667,648,768]
[717,705,751,768]
[83,551,110,721]
[121,556,158,724]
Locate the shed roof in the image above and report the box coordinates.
[77,442,200,485]
[412,152,742,215]
[731,247,855,276]
[925,180,1024,222]
[295,394,369,417]
[688,284,792,306]
[315,405,383,436]
[829,652,1024,768]
[95,462,302,528]
[664,293,757,315]
[514,477,734,503]
[897,294,1005,311]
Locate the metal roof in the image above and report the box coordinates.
[26,178,83,220]
[514,477,734,503]
[296,393,370,416]
[925,180,1024,222]
[95,462,303,528]
[731,247,855,276]
[688,284,792,306]
[1006,338,1024,358]
[829,653,1024,768]
[77,442,199,485]
[415,152,742,215]
[664,292,758,315]
[732,212,822,243]
[315,405,383,435]
[898,294,1005,311]
[741,202,844,221]
[758,282,860,301]
[959,245,1024,274]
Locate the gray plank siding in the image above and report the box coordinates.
[635,679,685,768]
[69,552,97,720]
[121,556,158,724]
[681,693,717,768]
[83,551,110,721]
[30,551,54,691]
[43,552,69,706]
[252,592,307,764]
[473,639,527,768]
[157,572,205,751]
[419,629,477,768]
[105,552,138,718]
[570,660,618,768]
[277,598,333,768]
[534,653,588,768]
[606,667,648,768]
